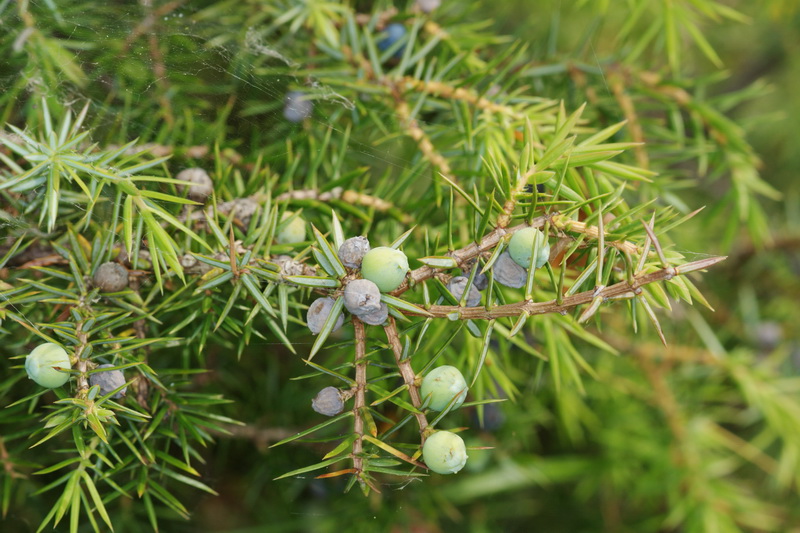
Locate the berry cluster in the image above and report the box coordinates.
[301,222,550,476]
[306,236,410,338]
[308,236,411,415]
[493,228,551,288]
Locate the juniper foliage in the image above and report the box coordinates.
[1,0,798,531]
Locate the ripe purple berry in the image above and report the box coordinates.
[469,269,489,291]
[446,276,481,307]
[89,364,127,399]
[338,236,370,269]
[378,23,407,59]
[312,386,344,416]
[93,262,129,293]
[307,297,344,335]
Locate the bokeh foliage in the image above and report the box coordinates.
[1,0,799,532]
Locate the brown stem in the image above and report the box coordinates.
[0,437,25,479]
[351,318,367,479]
[383,318,429,440]
[610,74,649,170]
[180,188,410,225]
[394,99,456,186]
[403,78,528,121]
[391,214,661,295]
[73,321,91,395]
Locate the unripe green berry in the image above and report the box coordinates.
[307,297,344,335]
[276,211,307,244]
[420,365,468,411]
[25,343,72,388]
[360,247,409,292]
[422,430,468,475]
[508,227,550,269]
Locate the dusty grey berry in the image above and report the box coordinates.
[180,253,198,269]
[471,270,489,291]
[446,276,482,307]
[307,297,344,335]
[755,321,783,352]
[338,236,370,269]
[89,364,127,399]
[492,251,527,289]
[215,198,259,228]
[284,91,313,122]
[416,0,441,13]
[175,168,213,202]
[117,248,152,269]
[312,386,344,417]
[357,302,389,326]
[93,262,129,292]
[344,279,382,316]
[274,255,305,277]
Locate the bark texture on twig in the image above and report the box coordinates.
[384,318,429,440]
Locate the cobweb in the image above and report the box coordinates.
[0,1,477,346]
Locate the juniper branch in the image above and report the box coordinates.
[402,256,726,320]
[351,317,367,483]
[383,317,428,440]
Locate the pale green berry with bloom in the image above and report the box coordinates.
[508,227,550,269]
[360,247,409,292]
[420,365,468,411]
[25,343,72,389]
[423,430,468,474]
[276,211,307,244]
